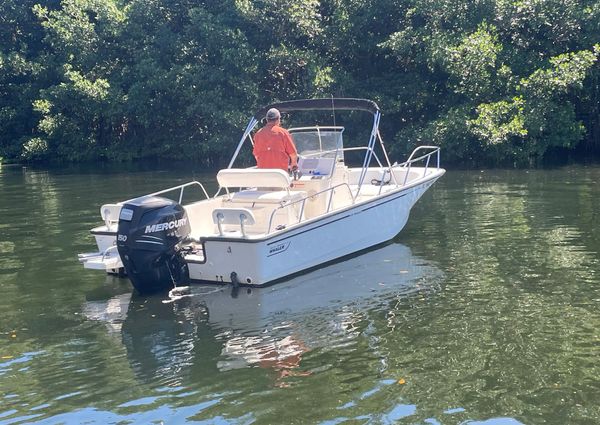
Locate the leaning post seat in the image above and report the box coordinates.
[216,168,305,204]
[217,168,291,190]
[215,168,307,234]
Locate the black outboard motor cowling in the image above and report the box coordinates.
[117,196,191,294]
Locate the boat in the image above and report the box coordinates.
[78,98,445,293]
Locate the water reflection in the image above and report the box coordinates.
[83,243,443,389]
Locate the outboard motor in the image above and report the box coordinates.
[116,196,191,294]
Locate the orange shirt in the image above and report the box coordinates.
[253,123,298,171]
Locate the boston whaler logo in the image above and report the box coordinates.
[145,218,188,234]
[268,241,290,256]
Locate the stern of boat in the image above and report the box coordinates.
[78,204,124,274]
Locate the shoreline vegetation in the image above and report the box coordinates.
[1,0,599,168]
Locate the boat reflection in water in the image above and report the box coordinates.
[83,242,443,386]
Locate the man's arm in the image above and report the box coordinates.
[252,131,261,163]
[282,130,298,168]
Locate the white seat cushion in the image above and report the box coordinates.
[217,168,291,189]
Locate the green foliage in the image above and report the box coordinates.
[519,48,598,155]
[445,23,502,100]
[467,47,599,163]
[397,106,482,165]
[0,0,599,166]
[522,49,598,95]
[21,137,49,161]
[470,97,527,146]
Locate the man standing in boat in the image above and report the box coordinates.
[253,108,298,172]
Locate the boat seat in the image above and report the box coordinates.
[212,207,256,237]
[100,204,122,224]
[217,168,291,189]
[225,189,306,205]
[212,207,256,225]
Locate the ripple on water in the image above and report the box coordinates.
[0,241,24,273]
[0,351,46,376]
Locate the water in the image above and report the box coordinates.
[1,164,599,424]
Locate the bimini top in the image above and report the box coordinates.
[253,98,380,120]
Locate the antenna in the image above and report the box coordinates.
[331,95,336,128]
[331,95,343,167]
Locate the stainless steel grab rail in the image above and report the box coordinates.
[266,183,354,234]
[395,146,441,186]
[121,181,210,206]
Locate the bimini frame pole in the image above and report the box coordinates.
[227,118,259,169]
[377,130,399,186]
[356,111,381,194]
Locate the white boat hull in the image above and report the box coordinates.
[188,176,440,285]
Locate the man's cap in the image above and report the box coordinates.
[266,108,281,121]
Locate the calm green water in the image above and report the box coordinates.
[1,164,599,425]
